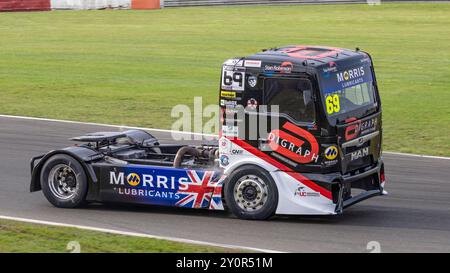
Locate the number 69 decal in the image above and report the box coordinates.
[222,70,245,91]
[325,94,340,114]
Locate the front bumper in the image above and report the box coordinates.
[301,160,385,214]
[335,160,385,213]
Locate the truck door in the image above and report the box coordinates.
[255,76,321,173]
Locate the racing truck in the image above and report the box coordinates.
[30,45,386,220]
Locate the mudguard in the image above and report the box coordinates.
[29,146,103,193]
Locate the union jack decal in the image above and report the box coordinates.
[209,175,226,210]
[176,170,221,209]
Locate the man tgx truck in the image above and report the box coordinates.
[218,45,386,219]
[30,45,386,220]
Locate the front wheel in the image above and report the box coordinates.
[224,165,278,220]
[40,154,88,208]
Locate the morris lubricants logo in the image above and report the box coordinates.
[110,172,189,190]
[337,66,365,82]
[109,171,191,199]
[127,173,140,186]
[324,146,338,160]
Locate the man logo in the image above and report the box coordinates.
[324,146,338,160]
[127,173,140,186]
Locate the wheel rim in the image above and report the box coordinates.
[48,164,78,200]
[233,174,268,212]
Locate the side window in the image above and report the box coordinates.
[263,78,315,122]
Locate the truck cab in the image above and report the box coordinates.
[219,45,386,218]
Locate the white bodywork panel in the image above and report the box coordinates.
[218,137,336,215]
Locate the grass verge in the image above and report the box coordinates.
[0,3,449,155]
[0,219,237,253]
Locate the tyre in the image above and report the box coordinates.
[224,165,278,220]
[40,154,88,208]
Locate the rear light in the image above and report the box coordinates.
[380,165,387,195]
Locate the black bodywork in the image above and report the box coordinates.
[219,46,385,211]
[30,130,220,206]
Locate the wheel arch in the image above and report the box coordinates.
[222,163,279,220]
[221,161,279,205]
[30,147,101,194]
[223,157,278,176]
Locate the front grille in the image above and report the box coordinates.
[343,141,369,154]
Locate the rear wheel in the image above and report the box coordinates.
[224,165,278,220]
[40,154,88,208]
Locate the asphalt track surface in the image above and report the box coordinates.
[1,116,449,252]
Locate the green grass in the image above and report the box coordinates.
[0,3,449,156]
[0,219,235,253]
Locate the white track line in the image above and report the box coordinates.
[0,114,215,137]
[0,215,282,253]
[1,114,449,160]
[382,151,450,161]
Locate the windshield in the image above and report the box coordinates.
[324,81,376,116]
[319,62,377,120]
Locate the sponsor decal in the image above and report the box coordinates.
[222,125,239,137]
[244,60,261,68]
[230,149,243,155]
[220,99,238,108]
[246,98,258,110]
[247,75,257,87]
[110,171,188,190]
[350,147,369,161]
[220,90,237,99]
[127,173,141,186]
[220,155,229,166]
[219,137,243,155]
[360,57,371,63]
[324,146,338,160]
[109,169,220,209]
[219,136,232,154]
[337,66,365,82]
[322,61,338,78]
[109,171,188,200]
[345,117,377,141]
[323,159,338,166]
[359,117,378,135]
[335,66,366,89]
[224,107,239,115]
[223,58,243,66]
[220,136,230,148]
[267,122,319,164]
[321,64,372,94]
[264,62,293,74]
[295,186,320,198]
